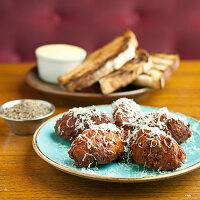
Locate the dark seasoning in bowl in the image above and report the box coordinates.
[0,100,52,120]
[0,99,55,135]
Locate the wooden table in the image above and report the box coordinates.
[0,62,200,200]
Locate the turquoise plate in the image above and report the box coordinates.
[32,105,200,182]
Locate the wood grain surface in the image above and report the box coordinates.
[0,62,200,200]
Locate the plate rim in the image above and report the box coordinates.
[32,105,200,183]
[26,66,153,98]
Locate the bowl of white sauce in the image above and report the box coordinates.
[35,44,87,84]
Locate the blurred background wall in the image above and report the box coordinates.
[0,0,200,62]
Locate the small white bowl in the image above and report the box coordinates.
[35,44,87,84]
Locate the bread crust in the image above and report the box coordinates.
[132,53,180,89]
[99,49,152,94]
[59,30,138,92]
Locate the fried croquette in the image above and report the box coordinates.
[130,127,186,171]
[141,107,192,143]
[112,98,142,129]
[54,107,113,142]
[68,123,125,168]
[54,98,192,171]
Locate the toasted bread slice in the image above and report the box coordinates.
[99,49,152,95]
[132,53,180,89]
[59,30,138,92]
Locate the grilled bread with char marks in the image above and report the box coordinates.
[99,49,152,95]
[59,30,138,92]
[132,53,180,89]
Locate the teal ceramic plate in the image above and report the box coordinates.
[32,105,200,183]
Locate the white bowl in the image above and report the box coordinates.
[35,44,87,84]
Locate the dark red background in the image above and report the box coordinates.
[0,0,200,62]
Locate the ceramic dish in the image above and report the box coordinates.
[26,67,153,104]
[32,105,200,183]
[35,44,87,84]
[0,99,55,135]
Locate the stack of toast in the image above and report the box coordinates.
[59,30,180,95]
[132,53,180,89]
